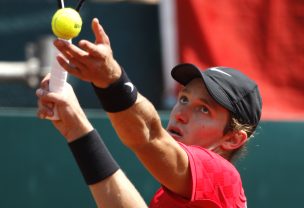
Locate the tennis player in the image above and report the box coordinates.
[37,18,262,208]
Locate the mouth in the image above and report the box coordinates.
[167,126,183,140]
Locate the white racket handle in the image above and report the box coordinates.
[47,39,71,120]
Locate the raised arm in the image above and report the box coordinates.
[108,94,192,198]
[36,76,147,208]
[53,18,192,198]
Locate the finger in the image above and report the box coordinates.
[37,97,54,110]
[57,54,91,79]
[37,101,54,119]
[65,54,88,73]
[37,107,54,119]
[92,18,110,45]
[78,40,105,59]
[54,39,88,61]
[54,40,97,70]
[37,108,46,119]
[37,100,53,114]
[37,90,54,108]
[54,40,80,61]
[56,54,82,77]
[40,73,51,90]
[69,50,97,70]
[36,88,65,105]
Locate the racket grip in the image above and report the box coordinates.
[47,39,70,120]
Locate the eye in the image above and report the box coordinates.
[199,106,209,114]
[179,95,188,105]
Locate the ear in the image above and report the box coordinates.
[221,130,248,151]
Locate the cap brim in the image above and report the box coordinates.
[171,63,203,85]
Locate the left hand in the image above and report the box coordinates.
[36,74,93,142]
[54,18,122,88]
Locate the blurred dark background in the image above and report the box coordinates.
[0,0,163,109]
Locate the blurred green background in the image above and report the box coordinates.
[0,1,303,207]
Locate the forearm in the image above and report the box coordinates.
[63,115,94,143]
[107,93,191,197]
[108,93,165,149]
[69,130,147,208]
[89,169,147,208]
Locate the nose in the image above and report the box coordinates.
[174,107,190,124]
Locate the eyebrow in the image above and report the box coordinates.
[199,97,213,107]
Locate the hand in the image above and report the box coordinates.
[36,74,93,142]
[54,18,121,88]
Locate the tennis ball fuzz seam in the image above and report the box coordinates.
[51,8,82,40]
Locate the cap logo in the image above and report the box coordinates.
[210,68,231,77]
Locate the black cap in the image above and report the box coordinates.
[171,63,262,127]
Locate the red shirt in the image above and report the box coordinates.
[149,143,247,208]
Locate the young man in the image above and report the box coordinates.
[37,18,262,207]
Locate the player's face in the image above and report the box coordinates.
[167,78,230,151]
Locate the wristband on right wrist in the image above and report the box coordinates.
[92,68,138,113]
[68,129,120,185]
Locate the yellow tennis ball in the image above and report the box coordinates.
[51,8,82,40]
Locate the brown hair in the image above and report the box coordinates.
[223,115,257,162]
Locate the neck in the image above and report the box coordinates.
[212,147,232,161]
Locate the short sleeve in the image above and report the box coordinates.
[178,143,247,207]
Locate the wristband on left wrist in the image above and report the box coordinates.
[68,129,120,185]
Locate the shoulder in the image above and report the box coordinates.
[178,142,237,173]
[177,142,245,203]
[150,143,247,207]
[178,142,241,183]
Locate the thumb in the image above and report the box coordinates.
[36,88,66,105]
[92,18,110,45]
